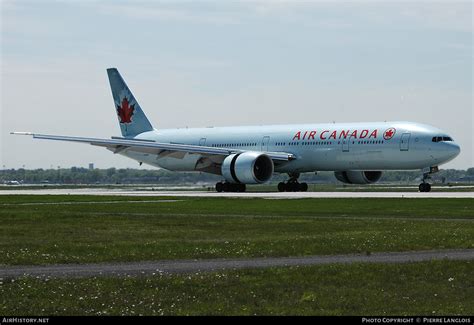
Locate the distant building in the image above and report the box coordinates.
[89,163,94,170]
[5,180,21,186]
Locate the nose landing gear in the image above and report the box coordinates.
[418,166,438,193]
[419,182,432,193]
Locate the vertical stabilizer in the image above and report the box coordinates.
[107,68,154,137]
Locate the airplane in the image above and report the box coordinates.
[12,68,461,193]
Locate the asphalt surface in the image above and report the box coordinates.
[1,188,473,198]
[1,249,472,278]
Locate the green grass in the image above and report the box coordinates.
[1,195,473,316]
[0,196,473,265]
[1,261,472,315]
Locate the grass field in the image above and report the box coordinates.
[1,195,473,315]
[1,261,472,315]
[0,196,472,265]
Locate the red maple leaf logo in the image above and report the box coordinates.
[116,97,135,124]
[383,128,396,140]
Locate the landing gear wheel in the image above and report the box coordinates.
[285,182,294,192]
[300,182,308,192]
[419,183,432,192]
[277,173,309,192]
[215,182,247,193]
[419,167,438,192]
[278,182,286,192]
[277,181,308,192]
[223,182,230,192]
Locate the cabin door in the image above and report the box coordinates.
[342,138,350,152]
[261,136,270,152]
[400,133,410,151]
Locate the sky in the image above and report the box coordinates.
[1,0,472,170]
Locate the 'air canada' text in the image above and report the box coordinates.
[292,129,379,141]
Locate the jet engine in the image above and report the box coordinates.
[221,152,274,184]
[334,171,383,184]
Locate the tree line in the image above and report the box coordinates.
[1,167,473,185]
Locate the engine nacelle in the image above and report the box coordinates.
[334,171,383,184]
[222,152,274,184]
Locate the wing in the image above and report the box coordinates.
[11,132,296,163]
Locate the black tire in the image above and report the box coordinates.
[223,182,230,192]
[300,183,308,192]
[419,183,431,192]
[216,182,223,193]
[288,182,298,192]
[278,182,286,192]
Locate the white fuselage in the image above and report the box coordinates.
[121,121,460,174]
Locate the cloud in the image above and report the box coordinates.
[91,2,245,25]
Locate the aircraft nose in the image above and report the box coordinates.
[433,141,461,164]
[450,143,461,158]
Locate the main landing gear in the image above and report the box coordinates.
[419,166,439,193]
[215,181,246,193]
[419,182,431,192]
[278,173,308,192]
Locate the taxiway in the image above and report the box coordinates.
[1,249,472,278]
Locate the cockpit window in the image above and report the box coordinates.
[432,136,453,142]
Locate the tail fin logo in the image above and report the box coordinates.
[116,97,135,124]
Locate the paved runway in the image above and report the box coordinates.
[0,188,473,198]
[1,249,473,278]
